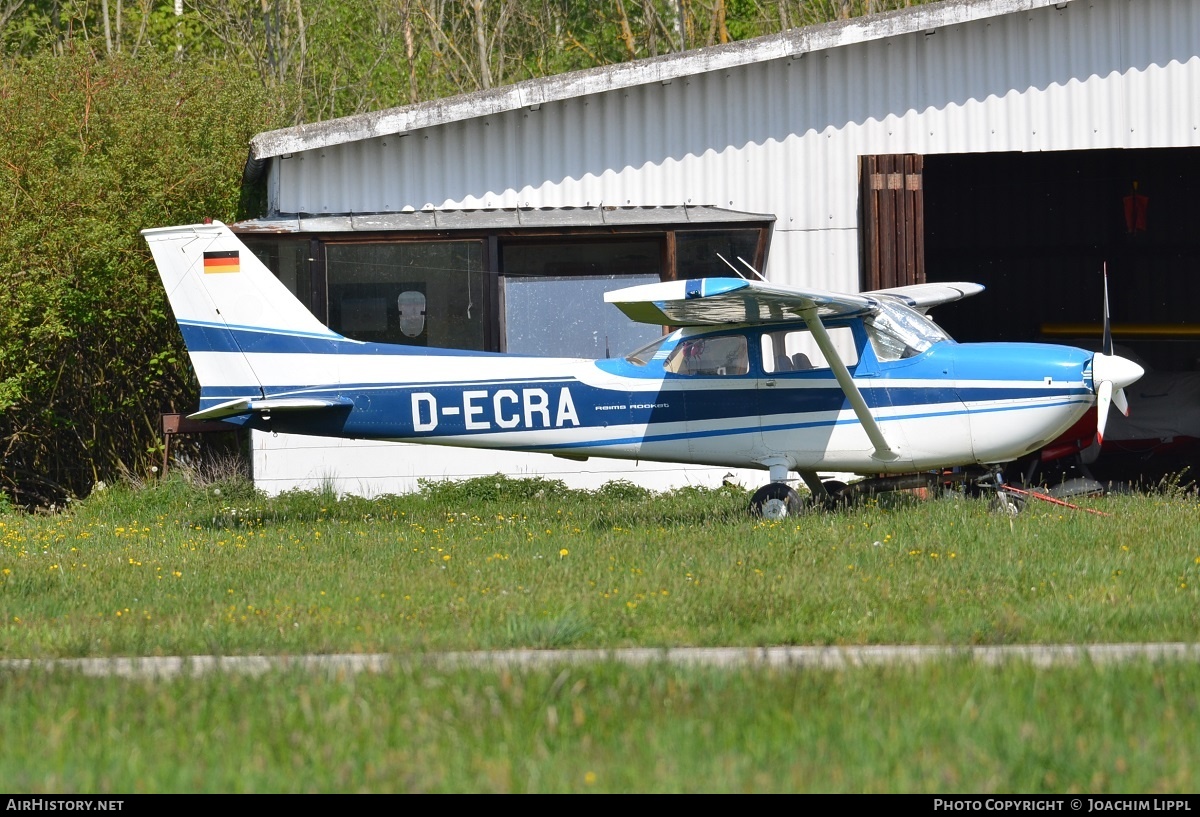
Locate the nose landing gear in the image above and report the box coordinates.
[748,482,804,519]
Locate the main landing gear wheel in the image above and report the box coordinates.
[819,479,849,510]
[749,482,804,520]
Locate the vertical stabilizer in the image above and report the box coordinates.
[142,222,343,414]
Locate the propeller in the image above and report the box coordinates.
[1090,265,1144,445]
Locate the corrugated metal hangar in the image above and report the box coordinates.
[234,0,1200,496]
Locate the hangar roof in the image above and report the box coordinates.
[247,0,1062,164]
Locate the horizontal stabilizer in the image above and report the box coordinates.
[189,396,353,422]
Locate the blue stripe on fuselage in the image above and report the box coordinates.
[238,375,1088,443]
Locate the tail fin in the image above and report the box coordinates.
[142,221,343,419]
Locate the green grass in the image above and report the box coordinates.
[1,473,1198,792]
[3,474,1198,656]
[2,660,1196,793]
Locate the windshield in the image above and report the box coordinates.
[864,301,952,362]
[624,332,676,366]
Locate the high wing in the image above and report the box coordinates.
[604,277,983,326]
[605,277,984,463]
[865,282,986,314]
[604,278,875,326]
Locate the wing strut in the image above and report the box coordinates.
[799,307,898,461]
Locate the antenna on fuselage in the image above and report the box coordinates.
[716,253,747,279]
[737,256,768,281]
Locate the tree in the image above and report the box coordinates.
[0,47,286,505]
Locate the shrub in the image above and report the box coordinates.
[0,47,287,506]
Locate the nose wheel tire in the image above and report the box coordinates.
[749,482,804,519]
[989,488,1026,516]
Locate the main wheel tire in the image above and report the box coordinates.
[821,479,848,496]
[1048,477,1106,499]
[819,479,849,510]
[749,482,804,520]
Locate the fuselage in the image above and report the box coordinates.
[190,317,1098,477]
[143,222,1121,485]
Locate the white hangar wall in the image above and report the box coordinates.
[247,0,1200,497]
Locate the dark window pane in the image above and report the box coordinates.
[676,230,762,278]
[326,242,485,350]
[241,236,315,319]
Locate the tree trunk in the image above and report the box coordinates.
[470,0,493,89]
[614,0,638,58]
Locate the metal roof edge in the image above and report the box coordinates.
[248,0,1064,162]
[230,205,777,234]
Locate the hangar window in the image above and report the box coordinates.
[325,241,485,349]
[499,239,662,358]
[676,230,764,278]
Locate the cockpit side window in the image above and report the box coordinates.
[760,326,858,374]
[664,335,749,376]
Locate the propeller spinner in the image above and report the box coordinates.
[1091,267,1144,444]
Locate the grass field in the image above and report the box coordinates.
[1,473,1198,792]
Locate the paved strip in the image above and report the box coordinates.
[2,643,1199,679]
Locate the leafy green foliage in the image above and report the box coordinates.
[4,2,936,122]
[0,48,286,505]
[417,473,581,505]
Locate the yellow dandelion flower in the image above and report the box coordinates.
[560,548,569,557]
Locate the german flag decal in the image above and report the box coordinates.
[203,250,240,274]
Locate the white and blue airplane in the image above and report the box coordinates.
[142,221,1145,517]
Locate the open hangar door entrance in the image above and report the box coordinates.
[862,148,1200,486]
[922,147,1200,370]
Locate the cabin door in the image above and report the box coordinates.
[757,326,875,468]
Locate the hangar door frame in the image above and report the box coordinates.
[861,154,925,292]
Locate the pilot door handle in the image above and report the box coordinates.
[764,379,778,387]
